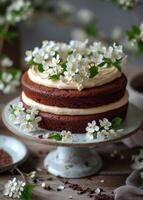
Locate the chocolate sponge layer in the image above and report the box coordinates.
[22,72,127,108]
[22,101,128,133]
[37,104,128,133]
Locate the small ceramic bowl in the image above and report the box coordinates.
[123,71,143,147]
[0,135,28,172]
[128,72,143,112]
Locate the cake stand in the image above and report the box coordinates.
[2,98,143,178]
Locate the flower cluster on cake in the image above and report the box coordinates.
[21,40,128,133]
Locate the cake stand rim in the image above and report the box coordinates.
[2,97,143,147]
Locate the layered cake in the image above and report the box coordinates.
[21,40,128,133]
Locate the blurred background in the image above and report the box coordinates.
[0,0,143,95]
[1,2,143,199]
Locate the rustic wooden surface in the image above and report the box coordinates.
[0,91,140,200]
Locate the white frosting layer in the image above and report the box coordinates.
[28,66,121,90]
[22,92,128,116]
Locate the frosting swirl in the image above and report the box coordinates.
[28,66,121,90]
[22,91,128,115]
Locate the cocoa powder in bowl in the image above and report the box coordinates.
[0,149,12,167]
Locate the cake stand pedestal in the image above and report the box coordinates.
[2,98,143,178]
[44,147,102,178]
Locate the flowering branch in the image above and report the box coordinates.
[15,167,27,184]
[86,117,123,141]
[25,40,125,91]
[111,0,141,10]
[0,0,32,94]
[127,22,143,53]
[43,130,73,142]
[9,101,41,132]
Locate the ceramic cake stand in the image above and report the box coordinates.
[2,98,143,178]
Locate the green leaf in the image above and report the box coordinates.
[49,74,60,81]
[9,68,21,78]
[83,21,98,37]
[114,62,121,71]
[38,64,44,72]
[0,26,17,42]
[28,60,35,66]
[98,62,106,67]
[138,41,143,53]
[50,133,63,141]
[111,117,122,129]
[28,60,44,73]
[127,25,140,41]
[21,185,35,200]
[61,62,67,72]
[89,66,98,78]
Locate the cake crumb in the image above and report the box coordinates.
[36,167,42,172]
[41,182,46,188]
[95,188,101,195]
[57,185,65,191]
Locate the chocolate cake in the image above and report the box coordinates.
[22,40,128,133]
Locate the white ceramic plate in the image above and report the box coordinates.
[0,135,28,172]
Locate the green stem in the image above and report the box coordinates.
[15,167,27,183]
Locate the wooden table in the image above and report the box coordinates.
[0,92,141,200]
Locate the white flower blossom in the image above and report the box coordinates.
[0,81,4,90]
[25,40,125,90]
[85,131,95,140]
[89,42,103,53]
[127,22,143,50]
[86,118,123,141]
[61,130,73,142]
[6,0,32,23]
[1,72,13,83]
[71,28,87,41]
[96,129,109,141]
[86,120,99,134]
[103,43,125,63]
[58,1,74,16]
[25,50,33,62]
[63,52,90,90]
[96,128,122,141]
[0,71,20,94]
[77,9,95,25]
[4,177,26,199]
[69,39,88,54]
[99,118,112,130]
[20,114,41,132]
[111,27,123,41]
[9,101,41,132]
[117,0,140,9]
[1,57,13,67]
[57,42,70,61]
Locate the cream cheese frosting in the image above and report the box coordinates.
[22,91,128,116]
[28,66,121,90]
